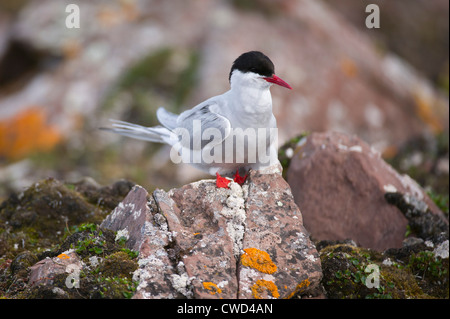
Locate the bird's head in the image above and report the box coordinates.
[229,51,292,90]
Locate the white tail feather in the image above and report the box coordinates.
[103,119,176,144]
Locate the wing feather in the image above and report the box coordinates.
[175,102,231,151]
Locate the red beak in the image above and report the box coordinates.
[264,75,292,89]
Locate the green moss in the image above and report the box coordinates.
[61,224,116,259]
[94,276,138,299]
[380,267,428,299]
[0,177,140,298]
[0,178,134,262]
[98,251,138,279]
[427,190,449,217]
[319,243,448,299]
[278,132,310,179]
[320,244,386,299]
[7,225,140,299]
[408,250,449,298]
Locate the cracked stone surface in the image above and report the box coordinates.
[101,166,322,299]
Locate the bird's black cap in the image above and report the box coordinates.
[229,51,275,81]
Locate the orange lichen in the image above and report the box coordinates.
[285,278,311,299]
[97,0,138,27]
[62,39,81,59]
[57,253,70,260]
[413,92,443,134]
[202,282,222,295]
[381,145,398,159]
[251,280,279,299]
[340,57,358,78]
[241,248,277,274]
[0,107,62,160]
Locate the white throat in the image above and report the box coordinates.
[228,70,273,125]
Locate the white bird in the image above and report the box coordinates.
[102,51,292,187]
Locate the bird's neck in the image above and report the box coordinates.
[229,85,273,122]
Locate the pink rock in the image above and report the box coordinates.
[101,167,322,299]
[287,131,447,251]
[101,185,179,298]
[239,169,322,299]
[28,251,82,288]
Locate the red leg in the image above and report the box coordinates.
[216,172,231,188]
[233,169,248,185]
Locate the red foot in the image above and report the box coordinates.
[216,170,248,188]
[233,170,248,185]
[216,172,231,188]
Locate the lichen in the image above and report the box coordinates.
[285,279,311,299]
[251,279,279,299]
[202,281,222,295]
[220,182,247,257]
[0,107,62,161]
[241,248,277,274]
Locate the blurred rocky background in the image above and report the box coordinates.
[0,0,448,199]
[0,0,448,299]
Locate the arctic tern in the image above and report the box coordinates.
[103,51,292,187]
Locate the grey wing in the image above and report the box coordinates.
[175,102,231,151]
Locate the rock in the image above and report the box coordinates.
[385,192,449,241]
[286,131,448,251]
[101,166,322,299]
[28,251,82,288]
[102,185,178,298]
[238,169,322,299]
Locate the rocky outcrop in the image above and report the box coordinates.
[101,165,322,299]
[286,131,448,251]
[0,130,448,298]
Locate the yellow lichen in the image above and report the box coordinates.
[285,278,311,299]
[251,280,279,299]
[202,282,222,295]
[241,248,277,274]
[57,253,70,260]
